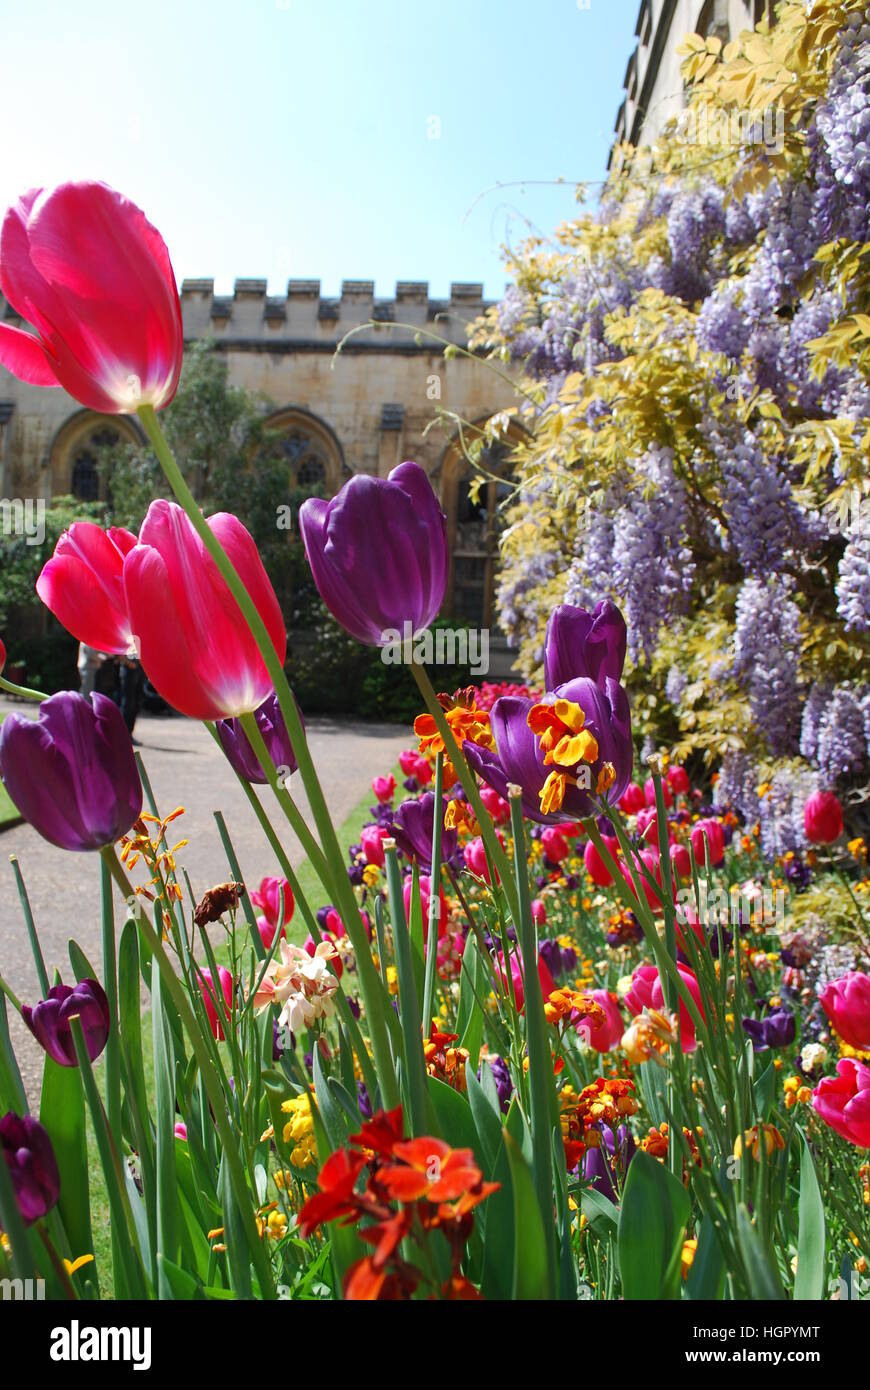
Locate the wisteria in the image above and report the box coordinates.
[477,1,870,853]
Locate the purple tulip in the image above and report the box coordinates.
[0,1112,60,1226]
[0,692,142,851]
[742,1009,796,1051]
[582,1124,636,1199]
[299,462,448,645]
[463,676,633,825]
[22,979,110,1068]
[216,691,302,785]
[390,793,458,871]
[544,600,627,691]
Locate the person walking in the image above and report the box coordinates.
[77,642,104,699]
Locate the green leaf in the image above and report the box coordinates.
[736,1203,785,1300]
[580,1187,618,1234]
[427,1076,477,1154]
[157,1253,202,1300]
[152,961,179,1296]
[313,1047,350,1151]
[407,861,426,1009]
[794,1133,826,1301]
[686,1212,727,1300]
[39,1055,97,1292]
[0,990,26,1114]
[504,1131,552,1300]
[465,1061,503,1173]
[618,1150,690,1300]
[456,935,485,1069]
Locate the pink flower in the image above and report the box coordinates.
[403,873,447,937]
[411,755,432,786]
[250,875,294,952]
[804,791,843,845]
[36,522,137,654]
[577,989,623,1052]
[398,750,419,777]
[123,500,287,720]
[583,836,617,887]
[820,971,870,1051]
[372,774,396,803]
[619,847,674,913]
[624,965,658,1015]
[812,1059,870,1148]
[670,842,692,879]
[480,785,511,824]
[531,898,547,926]
[645,776,673,809]
[0,182,183,412]
[618,783,646,815]
[690,818,725,867]
[666,764,690,795]
[199,967,233,1041]
[541,827,570,864]
[174,1122,188,1141]
[497,951,556,1014]
[464,834,504,884]
[360,825,389,867]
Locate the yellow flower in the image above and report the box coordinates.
[681,1239,698,1279]
[63,1254,95,1276]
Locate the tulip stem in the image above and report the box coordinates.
[0,974,22,1015]
[409,659,521,927]
[100,845,277,1298]
[9,854,50,999]
[137,402,399,1111]
[0,674,47,703]
[420,753,443,1031]
[100,855,122,1145]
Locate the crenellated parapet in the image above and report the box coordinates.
[177,278,494,350]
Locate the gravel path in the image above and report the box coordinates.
[0,697,409,1100]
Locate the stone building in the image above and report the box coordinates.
[611,0,777,152]
[0,277,520,645]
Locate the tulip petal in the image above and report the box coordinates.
[0,321,59,386]
[36,522,135,654]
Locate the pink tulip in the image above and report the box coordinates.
[0,182,183,412]
[480,785,511,824]
[360,825,389,867]
[464,834,505,884]
[497,951,556,1015]
[820,971,870,1051]
[667,764,690,795]
[625,962,704,1051]
[200,967,233,1041]
[624,964,658,1015]
[541,827,570,863]
[174,1122,188,1141]
[583,836,617,887]
[531,898,547,926]
[804,790,843,845]
[645,776,673,809]
[0,637,5,675]
[577,989,623,1052]
[36,522,137,654]
[398,749,419,777]
[619,847,673,912]
[619,783,646,815]
[411,755,432,786]
[250,875,294,951]
[652,966,704,1052]
[304,935,343,980]
[403,873,448,938]
[690,818,725,867]
[670,842,692,879]
[123,500,286,719]
[372,774,396,803]
[812,1059,870,1148]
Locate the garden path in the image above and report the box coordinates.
[0,697,409,1099]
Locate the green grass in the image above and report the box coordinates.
[83,762,401,1295]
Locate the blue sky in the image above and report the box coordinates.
[0,0,638,300]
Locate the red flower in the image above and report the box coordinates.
[0,182,182,412]
[350,1104,405,1158]
[298,1148,367,1236]
[36,523,137,655]
[124,500,287,719]
[377,1138,483,1203]
[804,790,843,845]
